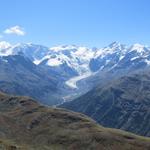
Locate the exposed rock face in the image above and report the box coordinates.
[0,55,62,105]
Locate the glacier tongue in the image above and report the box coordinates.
[65,71,93,89]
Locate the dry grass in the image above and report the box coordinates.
[0,92,150,150]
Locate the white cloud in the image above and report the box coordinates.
[4,26,25,36]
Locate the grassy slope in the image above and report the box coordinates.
[0,92,150,150]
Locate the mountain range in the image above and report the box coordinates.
[1,41,150,104]
[0,40,150,146]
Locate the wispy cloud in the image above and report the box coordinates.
[4,26,25,36]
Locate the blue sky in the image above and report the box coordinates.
[0,0,150,47]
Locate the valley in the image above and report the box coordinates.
[0,41,150,138]
[1,1,150,149]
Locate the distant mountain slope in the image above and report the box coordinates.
[0,55,62,105]
[2,42,150,86]
[1,41,150,104]
[60,71,150,137]
[78,42,150,90]
[0,92,150,150]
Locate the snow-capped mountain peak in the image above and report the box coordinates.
[41,45,95,75]
[1,41,150,89]
[94,42,126,59]
[108,41,121,48]
[130,43,148,53]
[0,41,11,50]
[0,41,12,56]
[50,45,78,52]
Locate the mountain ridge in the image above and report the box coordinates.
[0,91,150,150]
[60,70,150,137]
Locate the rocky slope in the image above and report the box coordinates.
[0,54,62,105]
[60,71,150,137]
[0,92,150,150]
